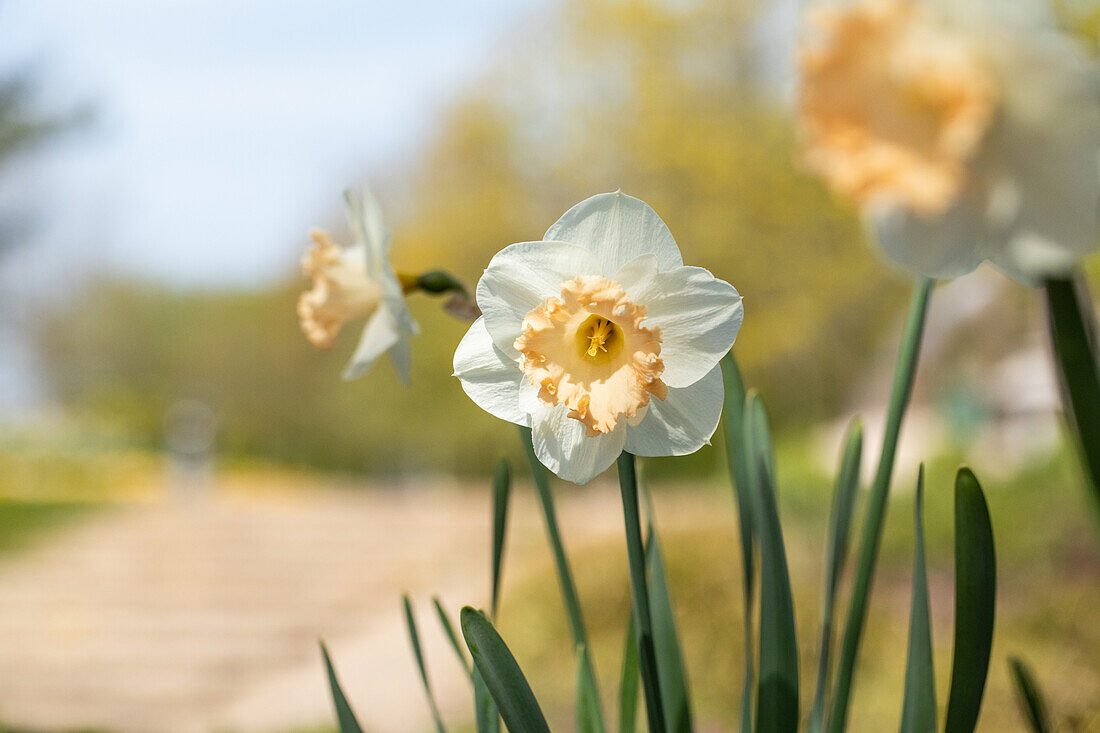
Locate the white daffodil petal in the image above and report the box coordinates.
[544,191,683,274]
[343,306,402,381]
[387,333,413,387]
[345,188,391,279]
[612,254,660,299]
[630,265,743,387]
[870,200,989,280]
[625,364,724,457]
[476,240,599,358]
[518,378,541,416]
[453,317,529,426]
[531,404,626,484]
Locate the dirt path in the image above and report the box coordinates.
[0,481,628,733]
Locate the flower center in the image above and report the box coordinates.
[514,275,667,437]
[578,314,623,363]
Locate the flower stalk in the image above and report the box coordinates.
[617,451,667,733]
[827,276,934,733]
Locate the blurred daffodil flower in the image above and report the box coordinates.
[453,192,743,484]
[799,0,1100,284]
[299,189,418,383]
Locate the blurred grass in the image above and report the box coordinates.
[494,447,1100,732]
[0,501,94,557]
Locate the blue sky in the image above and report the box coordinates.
[0,0,546,287]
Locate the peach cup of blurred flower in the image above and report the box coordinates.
[798,0,1100,284]
[298,189,418,382]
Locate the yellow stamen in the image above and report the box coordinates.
[586,318,614,357]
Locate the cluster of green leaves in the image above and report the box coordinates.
[320,335,1005,732]
[316,255,1100,731]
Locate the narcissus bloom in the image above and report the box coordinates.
[798,0,1100,284]
[454,192,743,484]
[298,190,417,382]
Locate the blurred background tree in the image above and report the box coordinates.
[0,68,74,256]
[31,0,909,476]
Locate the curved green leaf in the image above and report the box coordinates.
[1043,276,1100,530]
[474,665,502,733]
[745,394,799,733]
[809,420,863,733]
[433,597,472,679]
[646,525,693,733]
[404,595,446,733]
[619,610,640,733]
[577,644,605,733]
[1008,657,1054,733]
[491,458,512,619]
[720,352,756,732]
[319,641,366,733]
[461,606,552,733]
[944,469,996,733]
[899,468,936,733]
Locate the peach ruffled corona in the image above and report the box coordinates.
[799,0,996,214]
[298,229,383,349]
[515,275,667,437]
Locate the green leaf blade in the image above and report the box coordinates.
[319,641,366,733]
[474,666,502,733]
[619,610,640,733]
[404,595,447,733]
[461,606,552,733]
[433,596,472,679]
[646,527,693,733]
[720,352,756,733]
[809,420,863,733]
[899,468,936,733]
[1043,276,1100,529]
[944,469,996,733]
[1008,657,1054,733]
[577,644,606,733]
[745,395,799,733]
[491,457,512,619]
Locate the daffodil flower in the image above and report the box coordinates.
[798,0,1100,284]
[453,192,743,484]
[299,189,418,383]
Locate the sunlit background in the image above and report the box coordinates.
[0,1,1097,731]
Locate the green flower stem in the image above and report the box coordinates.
[516,427,602,695]
[1043,275,1100,530]
[827,276,934,733]
[617,451,667,733]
